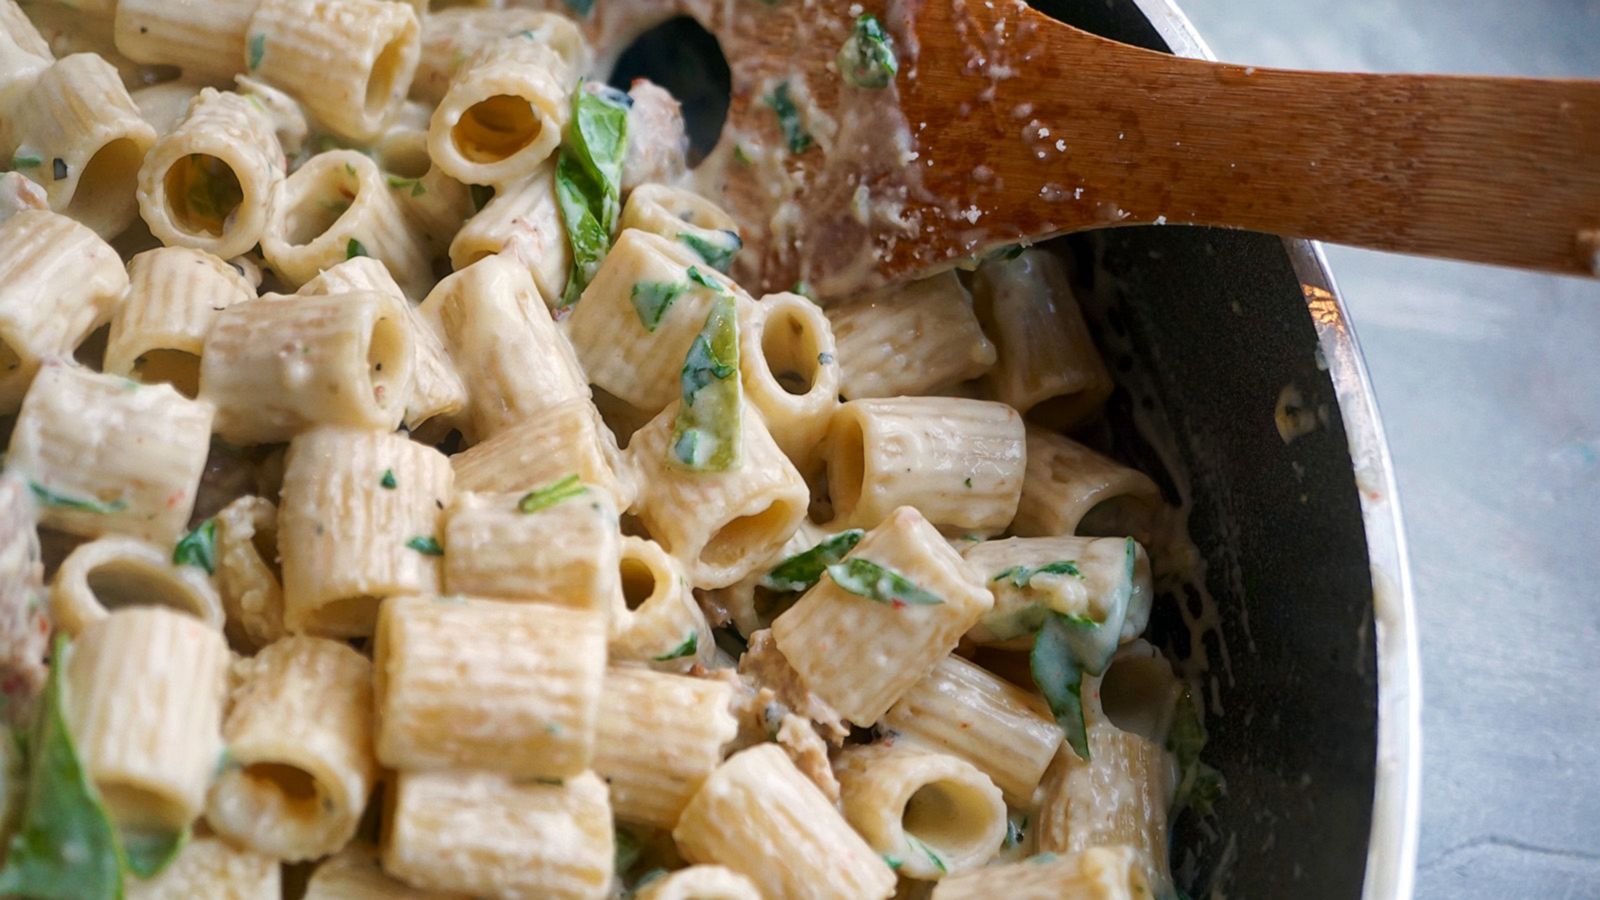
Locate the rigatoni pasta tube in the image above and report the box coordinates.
[305,842,468,899]
[1035,724,1175,891]
[278,427,453,637]
[260,150,432,298]
[673,744,896,900]
[213,495,286,653]
[448,164,570,306]
[427,35,571,186]
[833,743,1007,880]
[0,0,50,60]
[125,835,281,900]
[626,400,809,589]
[738,291,839,475]
[771,506,993,726]
[414,8,585,105]
[566,228,746,414]
[374,596,605,778]
[592,666,737,829]
[0,209,126,412]
[619,183,742,274]
[112,0,257,83]
[619,81,688,193]
[136,88,283,260]
[7,364,215,544]
[451,396,633,509]
[960,535,1153,647]
[245,0,420,143]
[297,257,466,432]
[930,845,1152,900]
[826,271,996,400]
[50,536,223,637]
[0,472,47,722]
[200,291,415,445]
[64,607,228,834]
[206,636,377,861]
[1012,427,1162,540]
[443,488,622,619]
[4,53,156,237]
[882,654,1063,805]
[609,536,712,671]
[105,246,254,398]
[972,249,1113,428]
[633,867,760,900]
[383,769,614,900]
[824,396,1025,535]
[418,255,587,441]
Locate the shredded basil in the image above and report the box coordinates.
[678,230,742,273]
[760,530,865,593]
[28,482,125,515]
[838,14,898,89]
[651,632,698,661]
[518,474,586,514]
[765,82,813,154]
[554,83,630,308]
[1031,611,1090,760]
[992,560,1084,589]
[825,558,943,607]
[172,519,217,574]
[345,238,368,259]
[670,292,741,471]
[629,280,688,332]
[380,469,397,489]
[406,535,443,556]
[247,33,265,70]
[905,834,946,874]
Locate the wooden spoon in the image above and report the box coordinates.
[583,0,1600,295]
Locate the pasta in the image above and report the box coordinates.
[0,6,1203,895]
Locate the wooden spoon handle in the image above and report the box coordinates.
[935,13,1600,276]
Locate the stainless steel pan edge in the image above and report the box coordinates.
[1121,3,1424,896]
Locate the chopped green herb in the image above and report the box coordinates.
[518,474,586,513]
[686,265,720,291]
[554,82,630,307]
[882,854,903,871]
[385,174,426,197]
[905,834,946,874]
[469,183,494,211]
[992,560,1084,589]
[379,469,397,489]
[837,14,899,89]
[534,776,564,786]
[652,631,698,661]
[1031,611,1089,760]
[247,33,266,70]
[563,0,594,14]
[405,535,443,556]
[733,145,752,165]
[50,158,66,181]
[964,477,973,488]
[678,230,742,272]
[9,155,40,170]
[629,280,687,332]
[28,482,126,514]
[765,82,813,154]
[343,162,356,176]
[345,238,368,259]
[0,635,124,898]
[791,280,815,300]
[826,558,943,607]
[670,292,741,471]
[172,519,217,574]
[760,530,865,593]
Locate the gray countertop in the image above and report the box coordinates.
[1171,0,1600,896]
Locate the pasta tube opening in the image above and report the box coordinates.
[161,153,245,239]
[901,778,999,863]
[97,779,190,834]
[366,33,411,119]
[86,562,206,619]
[826,414,866,520]
[759,305,823,396]
[368,312,407,410]
[52,537,224,636]
[131,349,201,399]
[66,137,148,236]
[282,163,359,246]
[239,761,324,816]
[453,93,542,163]
[702,499,804,571]
[619,553,660,611]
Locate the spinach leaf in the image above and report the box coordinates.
[759,530,864,593]
[1030,611,1090,760]
[651,632,698,661]
[670,293,741,471]
[765,82,813,154]
[678,230,742,273]
[0,636,122,899]
[555,83,630,308]
[629,280,687,332]
[837,14,898,89]
[1169,688,1224,816]
[518,475,586,514]
[172,519,217,575]
[992,559,1083,589]
[825,558,943,607]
